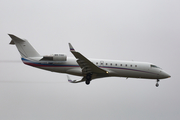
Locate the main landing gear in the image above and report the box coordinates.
[85,73,92,85]
[156,79,160,87]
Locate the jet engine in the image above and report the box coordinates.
[40,54,67,61]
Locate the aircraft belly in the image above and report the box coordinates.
[108,68,158,79]
[66,68,83,76]
[37,66,82,76]
[37,66,67,73]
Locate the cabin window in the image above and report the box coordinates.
[115,64,117,66]
[135,65,137,67]
[120,64,122,66]
[125,64,127,67]
[96,62,98,65]
[106,63,108,65]
[130,65,132,67]
[110,63,112,66]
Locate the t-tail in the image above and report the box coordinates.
[8,34,40,58]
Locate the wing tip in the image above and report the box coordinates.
[68,43,75,52]
[67,75,75,83]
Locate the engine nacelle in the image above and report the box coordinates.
[41,53,67,61]
[52,54,67,61]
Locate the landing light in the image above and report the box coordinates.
[106,71,109,74]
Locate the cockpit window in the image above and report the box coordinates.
[151,65,161,69]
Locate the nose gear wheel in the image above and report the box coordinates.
[156,79,160,87]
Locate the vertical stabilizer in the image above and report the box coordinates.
[8,34,40,58]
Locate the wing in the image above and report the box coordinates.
[68,43,108,76]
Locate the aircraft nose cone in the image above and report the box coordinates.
[168,74,171,78]
[162,71,171,79]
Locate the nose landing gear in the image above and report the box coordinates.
[156,79,160,87]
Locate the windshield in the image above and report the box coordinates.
[151,65,161,69]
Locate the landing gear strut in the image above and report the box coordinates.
[85,73,92,85]
[156,79,160,87]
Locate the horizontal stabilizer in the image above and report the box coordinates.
[8,34,25,43]
[8,34,40,57]
[9,40,15,45]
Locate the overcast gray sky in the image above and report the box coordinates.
[0,0,180,120]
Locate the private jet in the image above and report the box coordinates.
[8,34,170,87]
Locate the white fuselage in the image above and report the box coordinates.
[22,57,170,80]
[8,34,170,86]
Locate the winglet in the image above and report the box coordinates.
[67,75,86,83]
[67,75,76,83]
[68,43,75,52]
